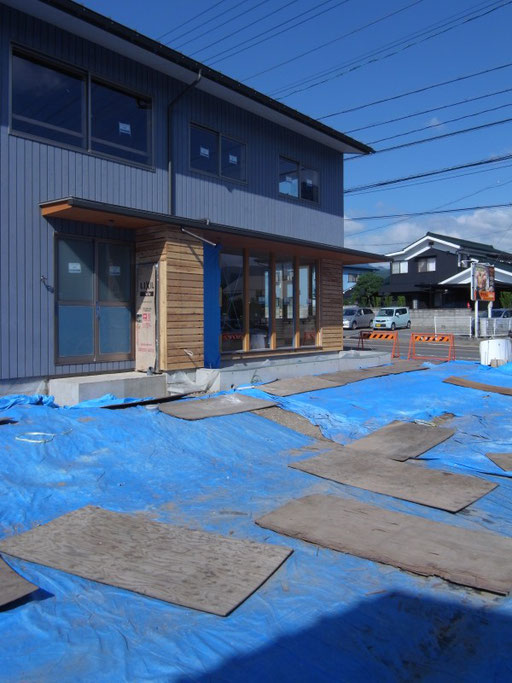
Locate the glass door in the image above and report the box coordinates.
[56,237,133,363]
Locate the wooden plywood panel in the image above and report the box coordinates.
[263,375,339,397]
[0,506,292,616]
[159,394,275,420]
[443,376,512,396]
[256,494,512,594]
[0,557,37,607]
[487,453,512,471]
[291,451,496,512]
[344,421,455,461]
[319,259,343,351]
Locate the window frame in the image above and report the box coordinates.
[189,122,248,184]
[278,155,320,204]
[391,260,408,274]
[54,234,135,365]
[417,256,436,273]
[10,44,154,170]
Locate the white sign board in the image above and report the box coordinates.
[135,262,157,372]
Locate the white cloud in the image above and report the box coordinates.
[344,207,512,255]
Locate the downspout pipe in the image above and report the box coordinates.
[167,70,202,215]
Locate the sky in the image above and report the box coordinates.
[80,0,512,255]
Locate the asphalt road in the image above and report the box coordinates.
[343,325,483,362]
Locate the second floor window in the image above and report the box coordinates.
[417,257,436,272]
[279,157,319,202]
[190,124,246,181]
[11,49,152,166]
[391,260,408,274]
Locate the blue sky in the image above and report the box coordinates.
[82,0,512,254]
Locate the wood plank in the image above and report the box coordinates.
[0,556,37,607]
[290,451,496,512]
[487,453,512,471]
[0,506,291,616]
[443,376,512,396]
[320,361,427,386]
[263,375,339,397]
[159,394,275,420]
[256,494,512,594]
[344,420,455,461]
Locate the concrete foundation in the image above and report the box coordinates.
[48,372,167,406]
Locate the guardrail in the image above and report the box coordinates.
[434,315,512,337]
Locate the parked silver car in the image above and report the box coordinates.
[343,306,374,330]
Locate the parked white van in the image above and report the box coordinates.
[372,307,411,330]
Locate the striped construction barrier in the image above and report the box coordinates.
[407,333,455,362]
[357,330,400,359]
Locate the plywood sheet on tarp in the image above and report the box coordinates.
[0,557,37,607]
[159,394,275,420]
[344,420,455,461]
[0,506,291,616]
[487,453,512,471]
[290,451,496,512]
[443,376,512,396]
[0,417,16,425]
[256,494,512,594]
[320,360,427,385]
[262,375,340,397]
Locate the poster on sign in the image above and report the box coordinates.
[135,262,157,371]
[471,263,495,301]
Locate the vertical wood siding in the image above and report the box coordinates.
[319,259,343,351]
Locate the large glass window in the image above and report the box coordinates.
[220,250,244,352]
[299,260,317,346]
[301,167,319,202]
[91,81,151,165]
[391,260,408,274]
[221,136,246,181]
[275,259,295,348]
[190,125,219,175]
[12,52,85,148]
[248,253,271,350]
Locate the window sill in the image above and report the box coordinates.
[221,346,323,360]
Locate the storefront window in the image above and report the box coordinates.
[299,260,317,346]
[275,259,295,348]
[220,250,244,352]
[249,253,271,349]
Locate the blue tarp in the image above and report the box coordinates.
[1,360,512,681]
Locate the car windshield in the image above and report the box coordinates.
[491,310,504,318]
[344,309,357,316]
[377,309,395,316]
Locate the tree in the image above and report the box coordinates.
[499,290,512,308]
[347,273,384,307]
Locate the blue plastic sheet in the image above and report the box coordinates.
[0,360,512,681]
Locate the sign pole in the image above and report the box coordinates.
[475,298,479,339]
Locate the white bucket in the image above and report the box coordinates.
[480,338,512,365]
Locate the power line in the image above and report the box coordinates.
[158,0,230,42]
[345,86,512,134]
[169,0,256,48]
[188,0,298,55]
[274,0,512,101]
[242,0,424,82]
[367,101,512,145]
[348,203,512,221]
[203,0,350,65]
[347,115,512,158]
[349,161,512,196]
[345,153,512,193]
[319,60,512,120]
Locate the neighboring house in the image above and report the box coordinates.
[0,0,384,395]
[383,232,512,308]
[342,264,378,294]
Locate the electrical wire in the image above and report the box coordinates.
[158,0,231,42]
[345,153,512,193]
[202,0,350,65]
[347,115,512,158]
[178,0,280,52]
[241,0,424,82]
[169,0,256,48]
[367,101,512,145]
[274,0,512,100]
[345,86,512,134]
[347,203,512,221]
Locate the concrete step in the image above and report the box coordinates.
[49,372,167,407]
